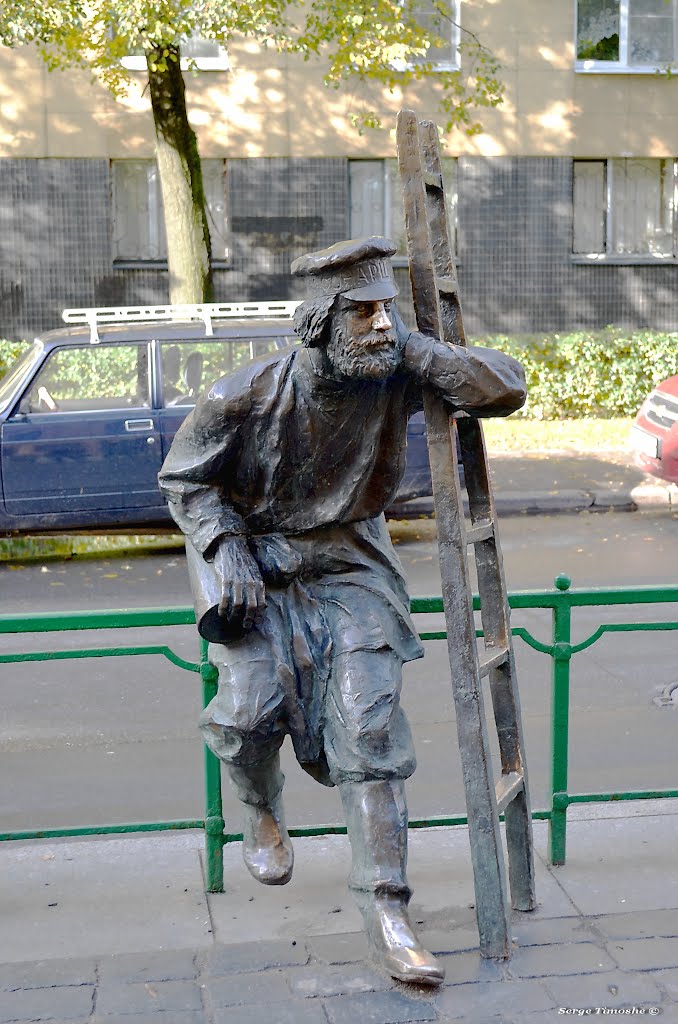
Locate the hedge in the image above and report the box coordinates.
[480,328,678,419]
[1,329,677,420]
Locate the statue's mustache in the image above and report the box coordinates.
[349,331,397,351]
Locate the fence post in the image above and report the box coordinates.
[549,574,572,866]
[200,639,225,893]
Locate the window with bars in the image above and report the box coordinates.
[349,158,458,263]
[112,159,229,263]
[573,158,677,259]
[576,0,678,70]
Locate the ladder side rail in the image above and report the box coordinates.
[420,121,466,349]
[455,377,531,773]
[396,108,511,959]
[419,120,522,769]
[449,272,537,915]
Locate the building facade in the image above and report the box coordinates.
[2,0,678,339]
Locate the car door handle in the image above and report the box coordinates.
[124,418,155,432]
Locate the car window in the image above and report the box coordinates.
[160,337,292,407]
[0,341,42,415]
[23,344,150,413]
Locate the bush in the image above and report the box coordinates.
[480,328,678,419]
[0,339,29,379]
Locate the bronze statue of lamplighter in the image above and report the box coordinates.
[159,236,526,986]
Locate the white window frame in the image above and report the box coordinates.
[112,159,229,265]
[121,37,229,71]
[389,0,461,72]
[572,157,678,262]
[575,0,678,73]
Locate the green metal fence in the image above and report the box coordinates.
[1,575,677,892]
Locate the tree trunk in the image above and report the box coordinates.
[146,44,213,304]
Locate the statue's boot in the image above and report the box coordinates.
[230,754,294,886]
[339,780,444,986]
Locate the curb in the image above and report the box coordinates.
[391,484,676,520]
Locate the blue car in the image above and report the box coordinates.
[0,303,432,535]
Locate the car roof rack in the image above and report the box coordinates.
[62,301,301,343]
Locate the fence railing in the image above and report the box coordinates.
[1,576,676,892]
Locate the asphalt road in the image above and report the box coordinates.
[2,508,677,834]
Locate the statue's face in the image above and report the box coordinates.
[326,297,401,381]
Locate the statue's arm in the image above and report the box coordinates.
[159,388,268,629]
[401,330,527,417]
[158,388,248,554]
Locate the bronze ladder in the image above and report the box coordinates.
[396,109,536,959]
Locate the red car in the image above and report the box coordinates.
[631,374,678,483]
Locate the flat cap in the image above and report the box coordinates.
[291,236,399,302]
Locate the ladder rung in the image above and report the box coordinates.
[466,519,494,544]
[479,645,509,677]
[495,771,524,814]
[424,170,443,189]
[436,275,458,297]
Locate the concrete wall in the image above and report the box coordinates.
[2,1,678,160]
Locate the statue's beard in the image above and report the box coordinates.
[327,323,401,381]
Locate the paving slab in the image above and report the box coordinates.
[203,938,309,975]
[205,971,291,1007]
[434,977,556,1019]
[304,931,371,965]
[607,937,678,972]
[95,977,204,1015]
[596,909,678,941]
[506,940,617,978]
[0,833,210,963]
[286,962,391,997]
[537,814,678,916]
[648,968,678,1000]
[543,969,664,1009]
[0,957,97,992]
[213,1004,329,1024]
[508,915,600,947]
[0,984,94,1023]
[436,950,506,985]
[323,989,438,1024]
[96,949,198,984]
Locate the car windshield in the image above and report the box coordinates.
[0,341,43,415]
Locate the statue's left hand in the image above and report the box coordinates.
[249,533,303,586]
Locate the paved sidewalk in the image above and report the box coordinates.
[395,450,678,518]
[2,803,678,1022]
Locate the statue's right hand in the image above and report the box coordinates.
[213,537,266,632]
